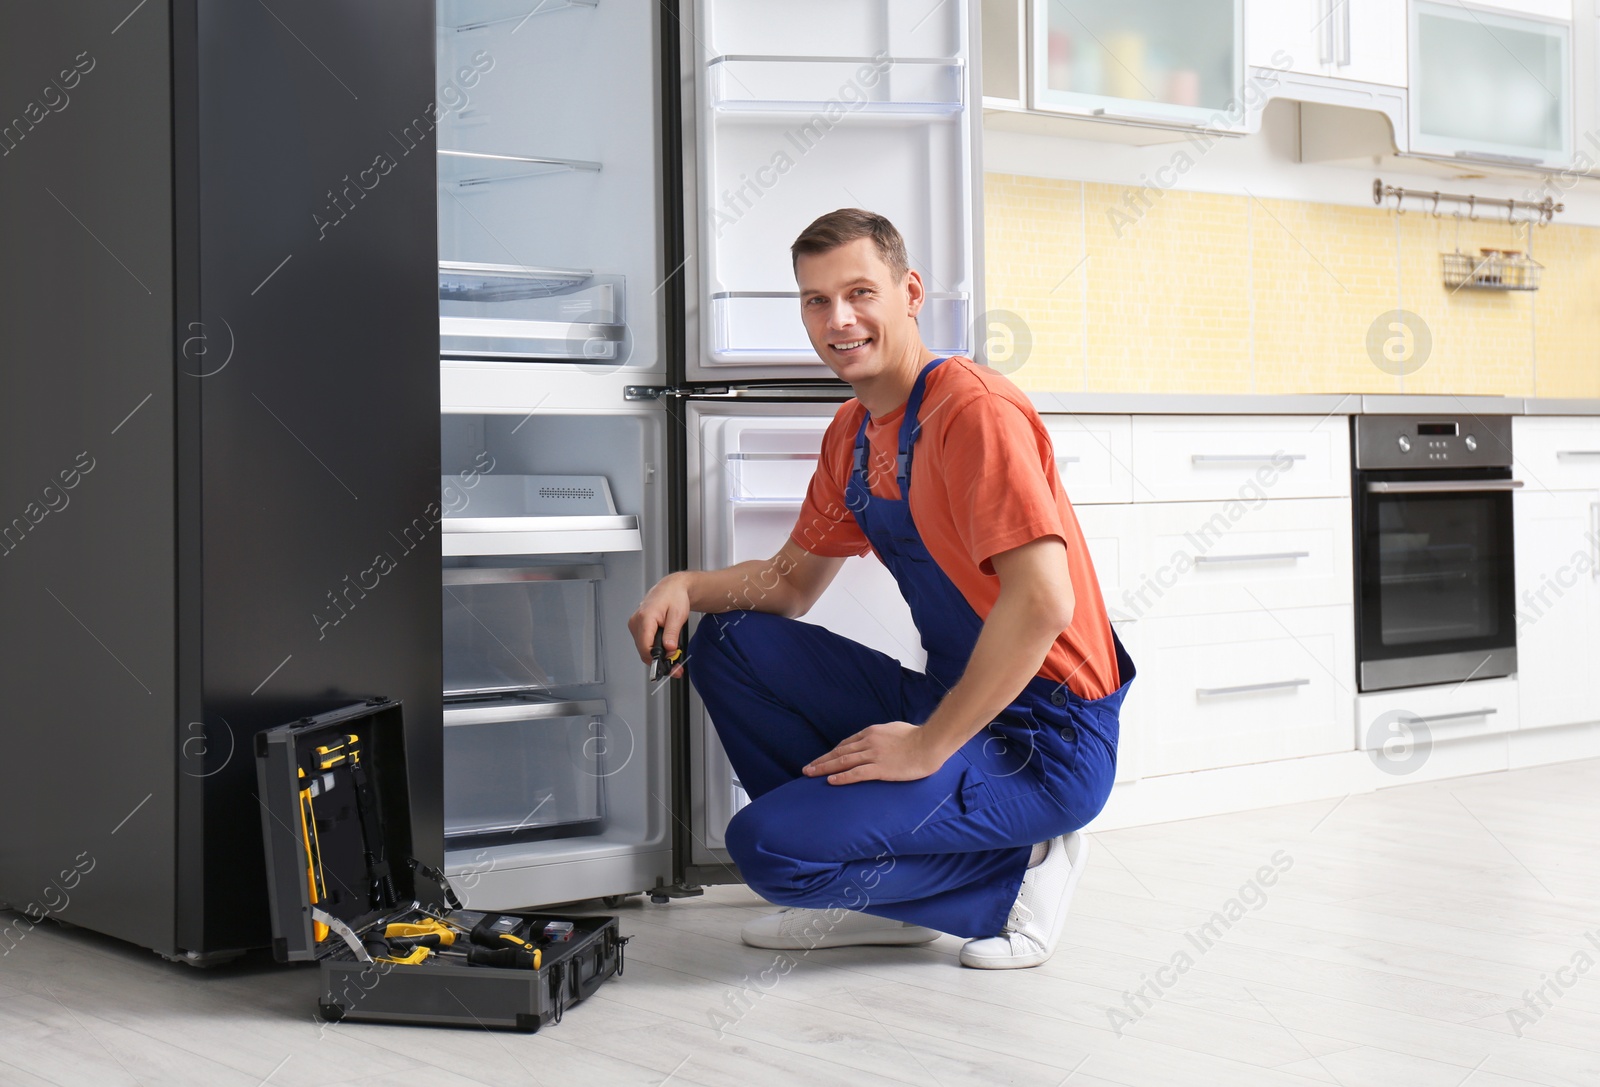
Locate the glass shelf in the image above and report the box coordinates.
[708,291,970,363]
[437,149,601,187]
[707,56,964,113]
[437,0,597,33]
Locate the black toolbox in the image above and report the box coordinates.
[255,698,627,1031]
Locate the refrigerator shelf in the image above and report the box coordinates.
[439,0,597,33]
[443,694,609,727]
[440,261,595,301]
[437,149,601,187]
[709,291,970,362]
[707,56,965,113]
[443,517,640,556]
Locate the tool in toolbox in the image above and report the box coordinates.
[650,626,684,681]
[256,698,630,1031]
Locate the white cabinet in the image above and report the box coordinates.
[1136,606,1354,775]
[1409,1,1572,167]
[1044,415,1134,505]
[1356,676,1522,754]
[1512,417,1600,732]
[1514,490,1600,730]
[1128,415,1350,502]
[1027,0,1246,130]
[1244,0,1407,87]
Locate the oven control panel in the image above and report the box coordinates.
[1354,414,1514,470]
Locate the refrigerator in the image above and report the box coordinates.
[436,0,986,907]
[0,1,441,962]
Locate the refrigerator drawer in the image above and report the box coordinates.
[442,565,604,695]
[443,698,609,845]
[438,262,625,362]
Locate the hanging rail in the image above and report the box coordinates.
[1372,178,1563,224]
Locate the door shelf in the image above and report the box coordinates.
[727,451,819,502]
[438,0,597,33]
[709,291,970,363]
[707,56,965,113]
[444,694,610,728]
[437,149,602,187]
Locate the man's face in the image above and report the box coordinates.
[795,237,922,382]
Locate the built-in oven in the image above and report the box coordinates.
[1352,414,1522,692]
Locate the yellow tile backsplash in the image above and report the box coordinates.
[984,172,1600,398]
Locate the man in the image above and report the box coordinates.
[628,209,1135,969]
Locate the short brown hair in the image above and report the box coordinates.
[791,208,909,283]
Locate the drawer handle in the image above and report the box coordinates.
[1193,551,1311,565]
[1190,453,1307,464]
[726,452,820,462]
[1195,678,1310,697]
[1056,455,1083,464]
[1555,450,1600,458]
[1407,708,1498,725]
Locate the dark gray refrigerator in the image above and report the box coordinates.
[0,0,442,963]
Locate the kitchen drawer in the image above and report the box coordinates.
[1356,677,1520,762]
[1130,415,1350,502]
[1070,503,1141,622]
[1512,417,1600,492]
[1137,606,1354,776]
[1042,415,1133,505]
[1130,497,1353,620]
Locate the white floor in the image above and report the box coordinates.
[3,757,1597,1087]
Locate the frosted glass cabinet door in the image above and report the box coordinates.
[692,0,980,372]
[1031,0,1244,127]
[1410,2,1571,166]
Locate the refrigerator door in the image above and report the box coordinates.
[439,371,676,908]
[436,0,663,367]
[682,398,924,881]
[680,0,985,382]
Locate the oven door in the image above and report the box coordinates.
[1354,469,1520,692]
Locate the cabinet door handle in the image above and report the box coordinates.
[1195,678,1311,697]
[1338,0,1352,67]
[1190,453,1307,463]
[1318,0,1336,65]
[1556,450,1600,458]
[1409,708,1497,725]
[1193,550,1310,564]
[1592,501,1599,580]
[1056,454,1083,464]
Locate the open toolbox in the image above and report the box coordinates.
[255,698,628,1031]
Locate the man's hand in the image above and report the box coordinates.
[803,722,951,785]
[628,572,693,678]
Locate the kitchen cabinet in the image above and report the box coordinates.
[1244,0,1407,87]
[1128,415,1351,502]
[1042,415,1135,505]
[1136,605,1354,776]
[1409,1,1572,167]
[1027,0,1246,131]
[1512,417,1600,732]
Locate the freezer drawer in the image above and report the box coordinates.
[442,565,604,696]
[443,697,609,845]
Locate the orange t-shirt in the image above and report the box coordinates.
[789,356,1120,700]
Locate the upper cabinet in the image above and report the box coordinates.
[1027,0,1246,130]
[1245,0,1407,87]
[1408,1,1572,167]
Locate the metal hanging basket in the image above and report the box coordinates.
[1441,249,1542,292]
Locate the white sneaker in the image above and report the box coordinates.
[740,907,941,950]
[959,831,1089,969]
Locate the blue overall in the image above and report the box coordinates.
[689,357,1137,939]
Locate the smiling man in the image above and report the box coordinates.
[628,208,1135,968]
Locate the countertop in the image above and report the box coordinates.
[1025,392,1600,416]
